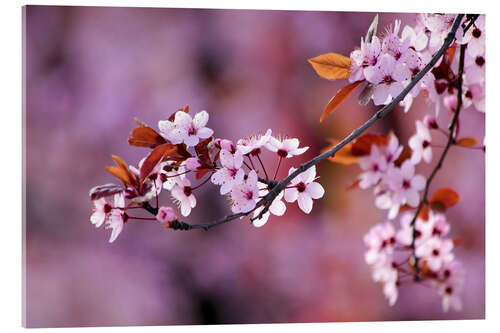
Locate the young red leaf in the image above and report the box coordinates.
[457,137,479,147]
[106,155,138,187]
[351,133,388,156]
[128,120,167,148]
[323,139,358,165]
[139,143,179,185]
[308,53,352,80]
[429,188,460,209]
[320,80,363,122]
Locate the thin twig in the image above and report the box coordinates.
[409,42,468,281]
[159,14,465,231]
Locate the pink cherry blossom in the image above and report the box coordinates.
[105,193,126,243]
[349,36,381,82]
[358,145,388,189]
[159,110,214,147]
[284,166,325,214]
[156,206,176,224]
[364,54,410,105]
[387,160,426,208]
[415,237,454,271]
[395,212,432,247]
[252,182,287,227]
[211,150,245,195]
[215,138,236,153]
[401,25,428,52]
[265,136,309,158]
[237,129,272,155]
[171,177,197,217]
[409,120,433,164]
[364,222,397,266]
[230,170,259,214]
[90,197,112,228]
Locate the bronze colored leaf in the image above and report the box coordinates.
[308,53,352,80]
[128,121,167,148]
[323,140,358,165]
[107,155,137,186]
[139,143,178,185]
[351,133,388,156]
[320,80,363,122]
[457,137,479,147]
[430,188,460,209]
[394,146,412,167]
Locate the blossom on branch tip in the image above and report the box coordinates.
[171,177,196,217]
[265,136,309,158]
[158,110,214,147]
[415,237,454,271]
[387,160,426,208]
[156,206,176,224]
[105,193,126,243]
[284,166,324,214]
[237,129,272,155]
[90,197,112,228]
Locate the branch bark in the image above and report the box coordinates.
[165,14,465,231]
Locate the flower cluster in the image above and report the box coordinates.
[364,211,464,312]
[89,107,324,242]
[349,14,485,116]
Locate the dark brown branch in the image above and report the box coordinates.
[409,42,468,281]
[160,14,465,231]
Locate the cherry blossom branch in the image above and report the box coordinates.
[163,14,465,231]
[409,42,468,281]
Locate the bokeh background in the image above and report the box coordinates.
[24,5,485,327]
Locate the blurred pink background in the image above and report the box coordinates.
[24,6,484,327]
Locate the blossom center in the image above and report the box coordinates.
[475,56,485,67]
[402,179,411,189]
[277,149,288,158]
[422,140,430,148]
[445,286,453,295]
[184,186,192,197]
[244,190,254,200]
[383,75,394,84]
[104,203,112,214]
[472,28,481,38]
[296,182,306,193]
[188,126,197,136]
[432,249,440,256]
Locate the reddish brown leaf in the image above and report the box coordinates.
[196,169,210,180]
[430,188,460,209]
[323,140,358,165]
[139,144,178,185]
[106,166,133,186]
[394,146,412,167]
[453,237,464,247]
[457,137,479,147]
[106,155,138,186]
[351,134,388,156]
[418,204,430,221]
[308,53,352,80]
[195,137,213,165]
[346,178,361,191]
[320,80,363,122]
[128,120,167,148]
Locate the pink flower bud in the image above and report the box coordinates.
[423,115,438,129]
[185,157,202,171]
[156,206,176,223]
[443,95,457,112]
